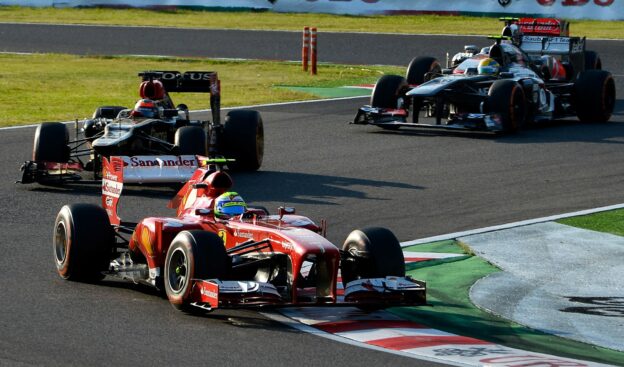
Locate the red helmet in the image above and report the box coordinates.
[131,99,158,118]
[139,79,165,100]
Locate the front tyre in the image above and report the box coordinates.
[221,110,264,171]
[340,227,405,288]
[164,231,230,313]
[370,75,408,109]
[406,56,441,85]
[486,80,526,134]
[33,122,70,162]
[53,204,114,281]
[574,70,615,123]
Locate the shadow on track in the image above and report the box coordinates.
[230,170,425,205]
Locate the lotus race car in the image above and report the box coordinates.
[53,157,425,312]
[353,18,616,134]
[20,70,264,185]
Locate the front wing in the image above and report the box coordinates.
[189,276,426,311]
[352,106,505,132]
[19,154,201,185]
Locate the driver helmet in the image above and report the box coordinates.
[214,192,247,218]
[477,58,500,76]
[130,99,159,118]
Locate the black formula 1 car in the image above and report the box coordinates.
[353,18,616,134]
[19,70,264,185]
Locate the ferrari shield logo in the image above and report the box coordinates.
[217,229,227,246]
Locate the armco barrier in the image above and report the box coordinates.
[2,0,622,20]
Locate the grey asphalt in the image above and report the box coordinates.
[2,24,624,366]
[462,222,624,352]
[0,22,622,71]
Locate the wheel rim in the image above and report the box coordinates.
[168,248,188,294]
[54,221,68,265]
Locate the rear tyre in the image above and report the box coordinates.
[175,126,207,155]
[370,75,408,109]
[53,204,114,281]
[32,122,70,162]
[486,80,526,134]
[93,106,126,119]
[406,56,441,85]
[164,231,230,313]
[584,51,602,71]
[340,227,405,287]
[221,110,264,171]
[574,70,615,123]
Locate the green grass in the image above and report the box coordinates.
[392,241,624,366]
[1,6,623,39]
[0,53,400,127]
[558,208,624,236]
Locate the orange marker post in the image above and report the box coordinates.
[302,27,310,72]
[310,27,317,75]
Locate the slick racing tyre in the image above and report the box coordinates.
[54,204,114,281]
[370,75,408,109]
[175,126,207,156]
[486,80,526,134]
[584,51,602,71]
[32,122,70,162]
[406,56,441,85]
[340,227,405,287]
[574,70,615,123]
[221,109,264,171]
[92,106,127,119]
[164,231,230,313]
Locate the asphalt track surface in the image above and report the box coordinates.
[2,24,624,366]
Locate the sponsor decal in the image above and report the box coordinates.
[200,287,218,299]
[236,231,254,239]
[128,156,198,168]
[102,178,123,198]
[105,196,114,208]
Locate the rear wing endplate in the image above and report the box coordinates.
[101,156,124,226]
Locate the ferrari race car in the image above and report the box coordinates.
[52,157,425,312]
[353,18,616,134]
[20,70,264,185]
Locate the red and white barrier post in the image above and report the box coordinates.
[310,27,317,75]
[302,26,310,72]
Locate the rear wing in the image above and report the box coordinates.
[138,70,221,132]
[101,155,204,225]
[520,35,585,56]
[517,18,569,37]
[138,71,219,94]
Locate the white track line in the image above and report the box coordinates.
[0,95,369,132]
[401,202,624,247]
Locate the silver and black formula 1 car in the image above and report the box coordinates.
[353,18,616,134]
[19,70,264,185]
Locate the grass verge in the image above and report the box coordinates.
[558,208,624,236]
[391,240,624,366]
[0,6,623,39]
[0,53,400,127]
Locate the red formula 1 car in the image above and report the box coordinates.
[53,158,425,312]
